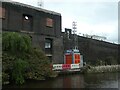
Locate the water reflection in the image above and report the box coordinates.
[52,74,85,88]
[84,73,119,88]
[3,72,119,88]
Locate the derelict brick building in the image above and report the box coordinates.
[0,0,63,63]
[0,0,119,65]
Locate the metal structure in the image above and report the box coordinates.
[72,21,78,49]
[82,34,107,41]
[37,0,44,8]
[91,35,107,41]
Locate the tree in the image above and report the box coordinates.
[2,32,57,85]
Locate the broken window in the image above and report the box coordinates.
[22,14,33,31]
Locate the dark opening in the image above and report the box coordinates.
[45,38,53,62]
[22,14,33,32]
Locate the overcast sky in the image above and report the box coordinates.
[12,0,119,44]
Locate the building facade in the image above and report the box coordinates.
[1,0,119,65]
[1,0,64,63]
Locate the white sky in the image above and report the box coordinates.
[12,0,119,44]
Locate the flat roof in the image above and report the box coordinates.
[0,0,61,16]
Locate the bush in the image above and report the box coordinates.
[25,48,56,80]
[12,59,29,84]
[2,72,9,84]
[2,32,57,85]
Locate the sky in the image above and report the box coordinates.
[12,0,119,44]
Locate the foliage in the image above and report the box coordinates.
[80,64,91,74]
[86,65,120,73]
[12,59,29,84]
[3,32,31,58]
[2,72,9,84]
[95,59,106,66]
[2,32,57,85]
[2,32,31,84]
[25,48,56,80]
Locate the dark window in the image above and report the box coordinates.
[45,38,52,49]
[67,30,70,39]
[45,42,51,48]
[45,38,53,63]
[45,39,52,54]
[47,56,52,63]
[22,14,33,31]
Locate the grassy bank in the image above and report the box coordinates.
[83,65,120,74]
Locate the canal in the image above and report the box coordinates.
[3,72,120,89]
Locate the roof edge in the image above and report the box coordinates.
[0,0,61,16]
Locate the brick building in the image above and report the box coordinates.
[0,0,64,63]
[0,0,119,65]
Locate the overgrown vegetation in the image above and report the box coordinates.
[80,64,120,74]
[2,32,57,85]
[86,65,120,73]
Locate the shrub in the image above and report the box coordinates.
[2,32,57,85]
[12,59,29,84]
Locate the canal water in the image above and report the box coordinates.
[3,72,120,89]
